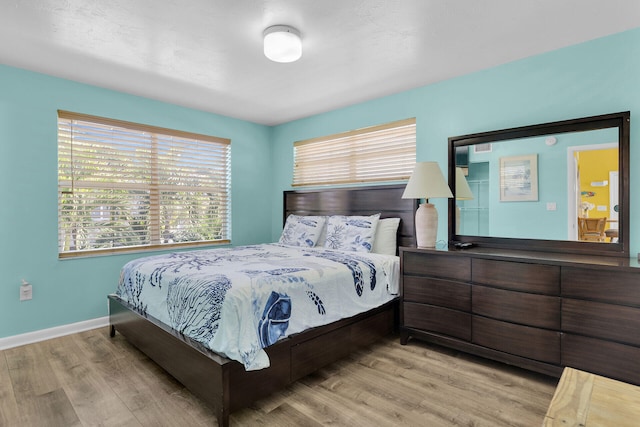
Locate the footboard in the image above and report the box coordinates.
[109,295,235,424]
[109,294,397,426]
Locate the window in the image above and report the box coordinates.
[293,118,416,186]
[57,111,231,257]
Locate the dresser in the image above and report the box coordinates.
[400,246,640,384]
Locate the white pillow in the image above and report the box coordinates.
[324,214,380,252]
[371,218,401,255]
[279,215,326,247]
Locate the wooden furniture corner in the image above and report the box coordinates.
[544,367,640,426]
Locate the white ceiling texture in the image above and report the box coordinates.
[1,0,640,125]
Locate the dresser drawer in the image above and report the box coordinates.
[472,259,560,295]
[473,316,560,364]
[404,302,471,341]
[473,286,560,329]
[403,276,471,311]
[562,334,640,386]
[402,251,471,282]
[562,299,640,346]
[562,267,640,307]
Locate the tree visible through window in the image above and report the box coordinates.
[57,111,231,257]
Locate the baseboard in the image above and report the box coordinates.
[0,316,110,350]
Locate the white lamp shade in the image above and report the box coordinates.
[264,25,302,63]
[455,167,474,200]
[402,162,453,200]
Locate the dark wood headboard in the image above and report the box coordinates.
[283,184,417,248]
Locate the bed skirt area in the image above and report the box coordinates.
[108,294,398,427]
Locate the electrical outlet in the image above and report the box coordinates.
[20,281,32,301]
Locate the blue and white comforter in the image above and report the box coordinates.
[114,243,399,370]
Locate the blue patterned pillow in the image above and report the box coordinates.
[279,215,326,247]
[324,214,380,252]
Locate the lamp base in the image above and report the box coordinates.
[415,203,438,248]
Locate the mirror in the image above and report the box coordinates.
[448,112,630,257]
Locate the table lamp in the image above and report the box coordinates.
[402,162,453,247]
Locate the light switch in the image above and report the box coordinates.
[546,202,557,211]
[597,205,607,211]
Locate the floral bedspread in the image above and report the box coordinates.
[113,243,398,370]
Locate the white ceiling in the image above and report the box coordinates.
[1,1,640,126]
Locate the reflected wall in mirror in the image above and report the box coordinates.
[448,112,630,257]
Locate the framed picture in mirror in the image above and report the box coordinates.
[499,154,538,202]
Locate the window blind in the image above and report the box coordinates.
[57,111,231,257]
[293,118,416,186]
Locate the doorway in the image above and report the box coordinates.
[566,142,618,240]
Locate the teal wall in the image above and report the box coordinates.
[271,27,640,252]
[2,26,640,340]
[0,65,272,338]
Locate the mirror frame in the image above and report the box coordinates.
[448,111,630,258]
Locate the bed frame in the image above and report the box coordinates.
[108,184,417,427]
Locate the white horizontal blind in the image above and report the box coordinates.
[293,118,416,186]
[58,111,231,257]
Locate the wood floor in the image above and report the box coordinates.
[0,328,557,426]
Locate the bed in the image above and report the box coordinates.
[108,184,417,427]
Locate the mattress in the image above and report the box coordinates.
[114,243,399,370]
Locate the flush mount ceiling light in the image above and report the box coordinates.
[263,25,302,63]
